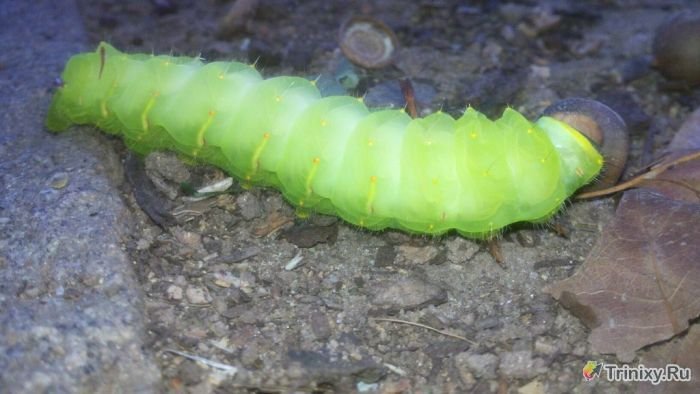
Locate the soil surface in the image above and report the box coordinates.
[53,0,700,392]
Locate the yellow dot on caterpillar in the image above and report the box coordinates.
[357,97,364,104]
[540,158,546,163]
[218,73,224,80]
[470,132,477,139]
[164,60,171,66]
[312,157,320,164]
[575,167,584,177]
[597,158,603,165]
[367,139,374,147]
[298,200,305,207]
[275,95,282,102]
[432,178,439,185]
[320,120,328,127]
[263,132,270,139]
[527,128,533,134]
[425,140,432,145]
[428,224,434,230]
[208,110,216,116]
[370,175,377,183]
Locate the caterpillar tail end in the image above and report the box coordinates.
[46,96,72,132]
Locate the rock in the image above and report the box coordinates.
[165,285,183,301]
[236,192,263,220]
[454,352,499,379]
[369,276,448,314]
[309,311,332,340]
[499,350,547,379]
[282,223,338,248]
[518,379,546,394]
[185,286,212,305]
[0,2,160,392]
[396,245,443,265]
[144,151,191,184]
[445,238,479,263]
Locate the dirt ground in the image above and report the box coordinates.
[73,0,698,392]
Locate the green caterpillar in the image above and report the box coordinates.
[46,42,603,238]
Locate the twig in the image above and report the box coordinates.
[371,317,477,345]
[400,79,418,119]
[576,150,700,199]
[163,349,238,375]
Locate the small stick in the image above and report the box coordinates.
[576,150,700,199]
[486,239,505,266]
[371,317,477,345]
[400,78,418,119]
[163,349,238,374]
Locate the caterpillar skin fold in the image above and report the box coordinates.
[46,42,603,238]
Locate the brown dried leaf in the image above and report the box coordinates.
[252,210,293,237]
[669,106,700,151]
[639,107,700,202]
[637,150,700,202]
[636,324,700,393]
[546,190,700,357]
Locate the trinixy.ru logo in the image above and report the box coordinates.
[582,361,692,385]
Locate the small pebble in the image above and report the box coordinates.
[185,286,211,305]
[499,350,547,379]
[165,284,183,301]
[454,352,498,379]
[49,172,69,189]
[236,192,263,220]
[369,276,447,313]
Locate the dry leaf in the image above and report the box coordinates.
[668,107,700,152]
[636,324,700,393]
[638,150,700,202]
[546,190,700,357]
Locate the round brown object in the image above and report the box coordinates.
[652,14,700,85]
[338,16,399,69]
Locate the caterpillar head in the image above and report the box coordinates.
[542,98,629,192]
